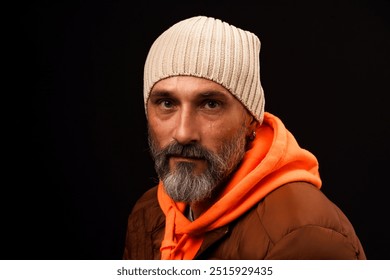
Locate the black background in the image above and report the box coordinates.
[5,0,389,260]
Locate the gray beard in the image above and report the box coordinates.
[148,126,247,203]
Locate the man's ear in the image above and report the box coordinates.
[245,114,259,140]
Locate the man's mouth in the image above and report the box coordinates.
[169,155,204,162]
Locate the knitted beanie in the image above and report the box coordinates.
[143,15,265,123]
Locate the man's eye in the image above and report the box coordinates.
[204,100,220,109]
[159,100,173,108]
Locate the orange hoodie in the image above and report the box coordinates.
[157,112,322,260]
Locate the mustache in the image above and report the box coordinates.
[156,141,213,160]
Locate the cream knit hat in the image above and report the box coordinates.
[143,15,265,123]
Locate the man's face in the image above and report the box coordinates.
[147,76,255,203]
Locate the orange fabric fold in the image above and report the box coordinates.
[158,112,322,259]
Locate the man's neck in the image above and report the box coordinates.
[189,200,214,220]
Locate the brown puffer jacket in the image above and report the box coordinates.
[123,181,366,260]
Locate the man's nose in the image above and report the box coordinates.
[172,108,200,145]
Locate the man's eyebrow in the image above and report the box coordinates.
[198,90,230,98]
[149,90,172,98]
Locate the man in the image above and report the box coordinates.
[123,15,366,260]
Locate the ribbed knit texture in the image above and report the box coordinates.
[143,16,265,123]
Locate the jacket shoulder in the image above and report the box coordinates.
[123,185,165,260]
[260,182,342,233]
[131,186,160,214]
[258,182,365,259]
[128,185,164,232]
